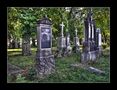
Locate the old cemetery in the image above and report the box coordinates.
[7,7,110,83]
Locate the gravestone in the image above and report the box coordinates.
[9,39,13,48]
[73,28,80,53]
[19,38,22,48]
[35,39,37,46]
[81,8,102,63]
[64,32,72,56]
[35,15,55,78]
[57,22,66,57]
[22,37,32,56]
[96,28,102,55]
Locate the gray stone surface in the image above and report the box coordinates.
[74,29,80,53]
[56,22,66,57]
[81,8,102,63]
[36,50,55,78]
[22,39,31,56]
[70,63,105,75]
[81,50,99,63]
[36,16,55,78]
[64,32,72,56]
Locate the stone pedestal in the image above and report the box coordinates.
[97,46,102,56]
[36,50,55,78]
[64,46,72,56]
[57,36,66,57]
[81,41,100,63]
[81,50,99,63]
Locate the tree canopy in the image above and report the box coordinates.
[8,7,110,46]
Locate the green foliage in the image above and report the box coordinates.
[102,43,108,49]
[26,67,37,81]
[8,7,110,47]
[15,74,27,83]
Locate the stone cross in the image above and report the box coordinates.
[60,22,65,37]
[75,28,78,37]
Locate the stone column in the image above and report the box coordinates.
[93,20,97,51]
[84,18,89,42]
[19,38,22,48]
[60,22,64,37]
[96,28,102,54]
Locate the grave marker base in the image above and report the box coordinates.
[35,50,55,78]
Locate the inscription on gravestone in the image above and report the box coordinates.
[41,28,51,48]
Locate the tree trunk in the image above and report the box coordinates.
[22,36,32,56]
[103,32,107,44]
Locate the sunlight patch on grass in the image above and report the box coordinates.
[8,49,22,51]
[7,48,37,52]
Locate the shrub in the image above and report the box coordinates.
[16,74,27,83]
[26,67,37,80]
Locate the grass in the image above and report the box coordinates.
[7,48,110,83]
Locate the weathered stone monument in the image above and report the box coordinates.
[96,28,102,55]
[22,36,32,56]
[64,32,72,56]
[35,15,55,78]
[19,38,22,48]
[57,22,66,57]
[73,28,80,53]
[81,8,102,63]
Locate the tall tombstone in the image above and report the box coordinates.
[64,32,72,56]
[19,38,22,48]
[81,8,101,63]
[35,16,55,78]
[92,20,97,51]
[57,22,66,57]
[9,38,13,48]
[96,28,102,54]
[30,38,32,46]
[22,36,32,56]
[7,38,10,48]
[74,28,80,53]
[35,39,37,46]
